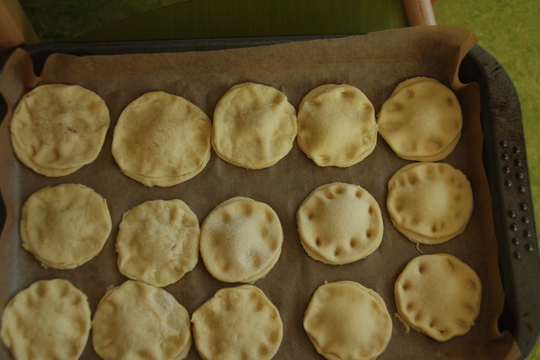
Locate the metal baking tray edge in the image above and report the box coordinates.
[0,36,539,359]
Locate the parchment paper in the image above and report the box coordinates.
[0,26,521,359]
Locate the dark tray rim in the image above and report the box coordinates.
[0,35,539,359]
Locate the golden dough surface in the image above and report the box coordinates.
[378,77,462,161]
[303,281,392,360]
[10,84,110,177]
[200,197,283,283]
[212,82,297,169]
[111,91,211,187]
[92,280,191,360]
[20,183,112,269]
[191,285,283,360]
[394,253,482,341]
[297,182,383,264]
[116,199,200,287]
[0,279,91,360]
[387,162,473,244]
[297,84,377,167]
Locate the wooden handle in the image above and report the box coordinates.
[403,0,437,26]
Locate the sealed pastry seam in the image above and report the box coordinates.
[378,77,462,161]
[112,91,211,187]
[191,285,283,360]
[303,281,392,360]
[116,199,200,287]
[212,82,297,169]
[1,279,92,360]
[297,182,383,264]
[20,183,112,269]
[394,253,482,342]
[10,84,110,176]
[92,280,192,360]
[386,162,473,244]
[297,84,378,167]
[200,197,283,283]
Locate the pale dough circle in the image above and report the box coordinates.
[20,183,112,269]
[297,182,383,264]
[378,77,462,161]
[116,199,200,287]
[191,285,283,360]
[10,84,110,177]
[92,280,192,360]
[387,162,473,244]
[394,253,482,341]
[212,82,297,169]
[200,197,283,283]
[112,91,211,187]
[297,84,378,167]
[304,281,392,360]
[0,279,91,360]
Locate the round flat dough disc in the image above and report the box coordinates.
[92,280,192,360]
[297,84,378,167]
[297,182,383,264]
[20,183,112,269]
[191,285,283,360]
[378,77,462,161]
[116,199,200,287]
[304,281,392,360]
[112,91,211,187]
[1,279,91,360]
[387,162,473,244]
[200,197,283,283]
[212,82,297,169]
[10,84,110,176]
[394,253,482,341]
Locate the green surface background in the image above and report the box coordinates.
[16,0,540,358]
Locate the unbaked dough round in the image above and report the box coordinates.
[378,77,462,161]
[200,197,283,283]
[304,281,392,360]
[0,279,91,360]
[394,253,482,341]
[212,82,297,169]
[10,84,110,176]
[116,199,200,287]
[297,182,383,264]
[387,162,473,244]
[112,91,211,187]
[191,285,283,360]
[20,183,112,269]
[297,84,377,167]
[92,280,192,360]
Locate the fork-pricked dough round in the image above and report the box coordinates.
[200,197,283,283]
[0,279,91,360]
[387,162,473,244]
[191,285,283,360]
[92,280,191,360]
[297,84,378,167]
[297,182,383,264]
[212,82,297,169]
[10,84,110,177]
[20,183,112,269]
[378,77,462,161]
[112,91,211,187]
[116,199,200,287]
[304,281,392,360]
[395,253,482,341]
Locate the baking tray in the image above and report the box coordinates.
[0,35,539,359]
